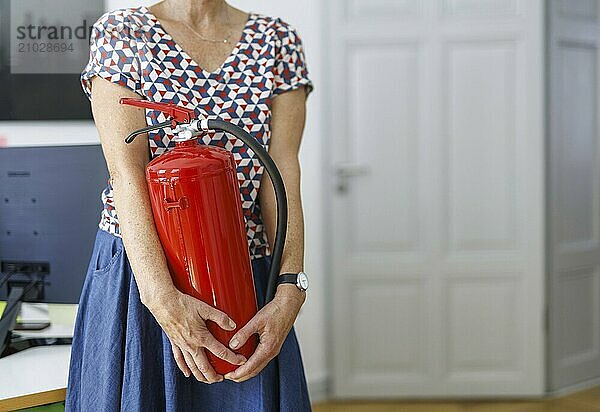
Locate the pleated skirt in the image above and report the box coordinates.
[65,228,311,411]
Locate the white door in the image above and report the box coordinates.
[327,0,545,397]
[547,0,600,392]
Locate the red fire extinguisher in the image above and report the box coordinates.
[119,98,288,375]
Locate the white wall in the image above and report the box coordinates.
[105,0,328,399]
[0,121,99,146]
[547,0,600,393]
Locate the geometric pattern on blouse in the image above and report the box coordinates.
[81,6,313,258]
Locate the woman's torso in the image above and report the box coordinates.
[83,6,306,259]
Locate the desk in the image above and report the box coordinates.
[0,304,76,411]
[0,346,70,410]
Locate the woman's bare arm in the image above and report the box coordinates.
[260,88,307,300]
[90,78,173,306]
[90,77,246,383]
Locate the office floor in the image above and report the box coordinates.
[312,385,600,411]
[8,386,600,411]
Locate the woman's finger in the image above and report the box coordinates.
[170,342,191,378]
[190,346,223,383]
[203,335,247,365]
[225,336,277,382]
[229,315,261,350]
[182,349,208,383]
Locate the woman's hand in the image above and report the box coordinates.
[224,285,306,382]
[146,287,247,384]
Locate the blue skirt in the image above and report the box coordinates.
[65,229,311,411]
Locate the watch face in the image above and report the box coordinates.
[297,272,309,291]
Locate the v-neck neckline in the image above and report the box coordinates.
[141,6,254,78]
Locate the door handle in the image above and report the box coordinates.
[335,163,370,177]
[334,163,370,193]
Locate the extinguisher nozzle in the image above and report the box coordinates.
[124,120,173,144]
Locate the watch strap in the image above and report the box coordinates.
[277,273,298,285]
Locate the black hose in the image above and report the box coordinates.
[125,120,172,144]
[207,119,287,306]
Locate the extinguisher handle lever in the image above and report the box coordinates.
[120,98,196,125]
[120,98,197,144]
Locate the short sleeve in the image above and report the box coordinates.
[272,21,313,97]
[81,11,142,100]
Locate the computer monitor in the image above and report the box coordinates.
[0,144,109,304]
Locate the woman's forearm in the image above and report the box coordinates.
[260,157,306,306]
[111,169,176,307]
[261,159,305,276]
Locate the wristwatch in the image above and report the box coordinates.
[277,271,309,292]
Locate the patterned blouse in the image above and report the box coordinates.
[81,7,313,259]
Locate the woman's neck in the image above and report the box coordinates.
[155,0,229,27]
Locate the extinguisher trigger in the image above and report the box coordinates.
[172,123,200,142]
